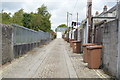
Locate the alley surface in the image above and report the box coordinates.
[2,39,111,78]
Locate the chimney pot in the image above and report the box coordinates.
[103,5,107,12]
[95,11,99,16]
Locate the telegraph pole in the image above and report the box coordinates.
[67,12,72,40]
[87,0,92,43]
[67,12,68,27]
[67,12,72,27]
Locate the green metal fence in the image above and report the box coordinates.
[11,24,51,45]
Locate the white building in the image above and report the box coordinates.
[56,27,68,38]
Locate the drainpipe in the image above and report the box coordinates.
[117,1,120,79]
[77,12,79,41]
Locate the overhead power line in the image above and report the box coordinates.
[72,0,78,13]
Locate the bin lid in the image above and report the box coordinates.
[70,39,75,40]
[86,45,103,50]
[82,43,95,47]
[70,39,75,41]
[72,41,81,43]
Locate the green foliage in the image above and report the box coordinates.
[34,4,51,32]
[0,13,2,23]
[1,4,52,33]
[57,24,67,28]
[30,13,43,31]
[22,13,32,29]
[12,9,24,25]
[38,4,48,16]
[55,24,68,32]
[1,12,11,24]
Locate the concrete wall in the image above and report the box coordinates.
[118,18,120,79]
[102,2,120,79]
[1,24,14,64]
[1,23,51,64]
[102,20,118,77]
[0,24,2,66]
[117,1,120,79]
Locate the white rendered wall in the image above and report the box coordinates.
[57,32,62,38]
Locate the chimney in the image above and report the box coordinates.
[95,11,99,16]
[103,5,107,12]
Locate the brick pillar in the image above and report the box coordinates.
[117,1,120,79]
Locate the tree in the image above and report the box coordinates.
[37,4,48,16]
[1,11,11,24]
[55,24,68,32]
[1,5,52,32]
[57,24,68,28]
[30,4,52,32]
[22,13,32,29]
[37,4,51,32]
[12,9,24,25]
[30,13,43,31]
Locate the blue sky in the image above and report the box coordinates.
[1,0,117,31]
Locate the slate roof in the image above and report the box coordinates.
[98,3,119,17]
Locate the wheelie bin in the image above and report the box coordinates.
[86,45,103,69]
[72,41,81,53]
[82,43,95,63]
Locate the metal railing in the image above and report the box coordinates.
[11,24,51,45]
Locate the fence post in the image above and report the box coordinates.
[117,1,120,79]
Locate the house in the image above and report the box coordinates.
[80,3,118,44]
[56,27,67,38]
[98,5,117,17]
[78,2,120,79]
[92,5,117,24]
[69,21,81,41]
[91,3,120,79]
[91,4,118,43]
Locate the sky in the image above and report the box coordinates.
[1,0,117,31]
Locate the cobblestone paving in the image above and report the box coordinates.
[1,39,111,78]
[64,41,111,78]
